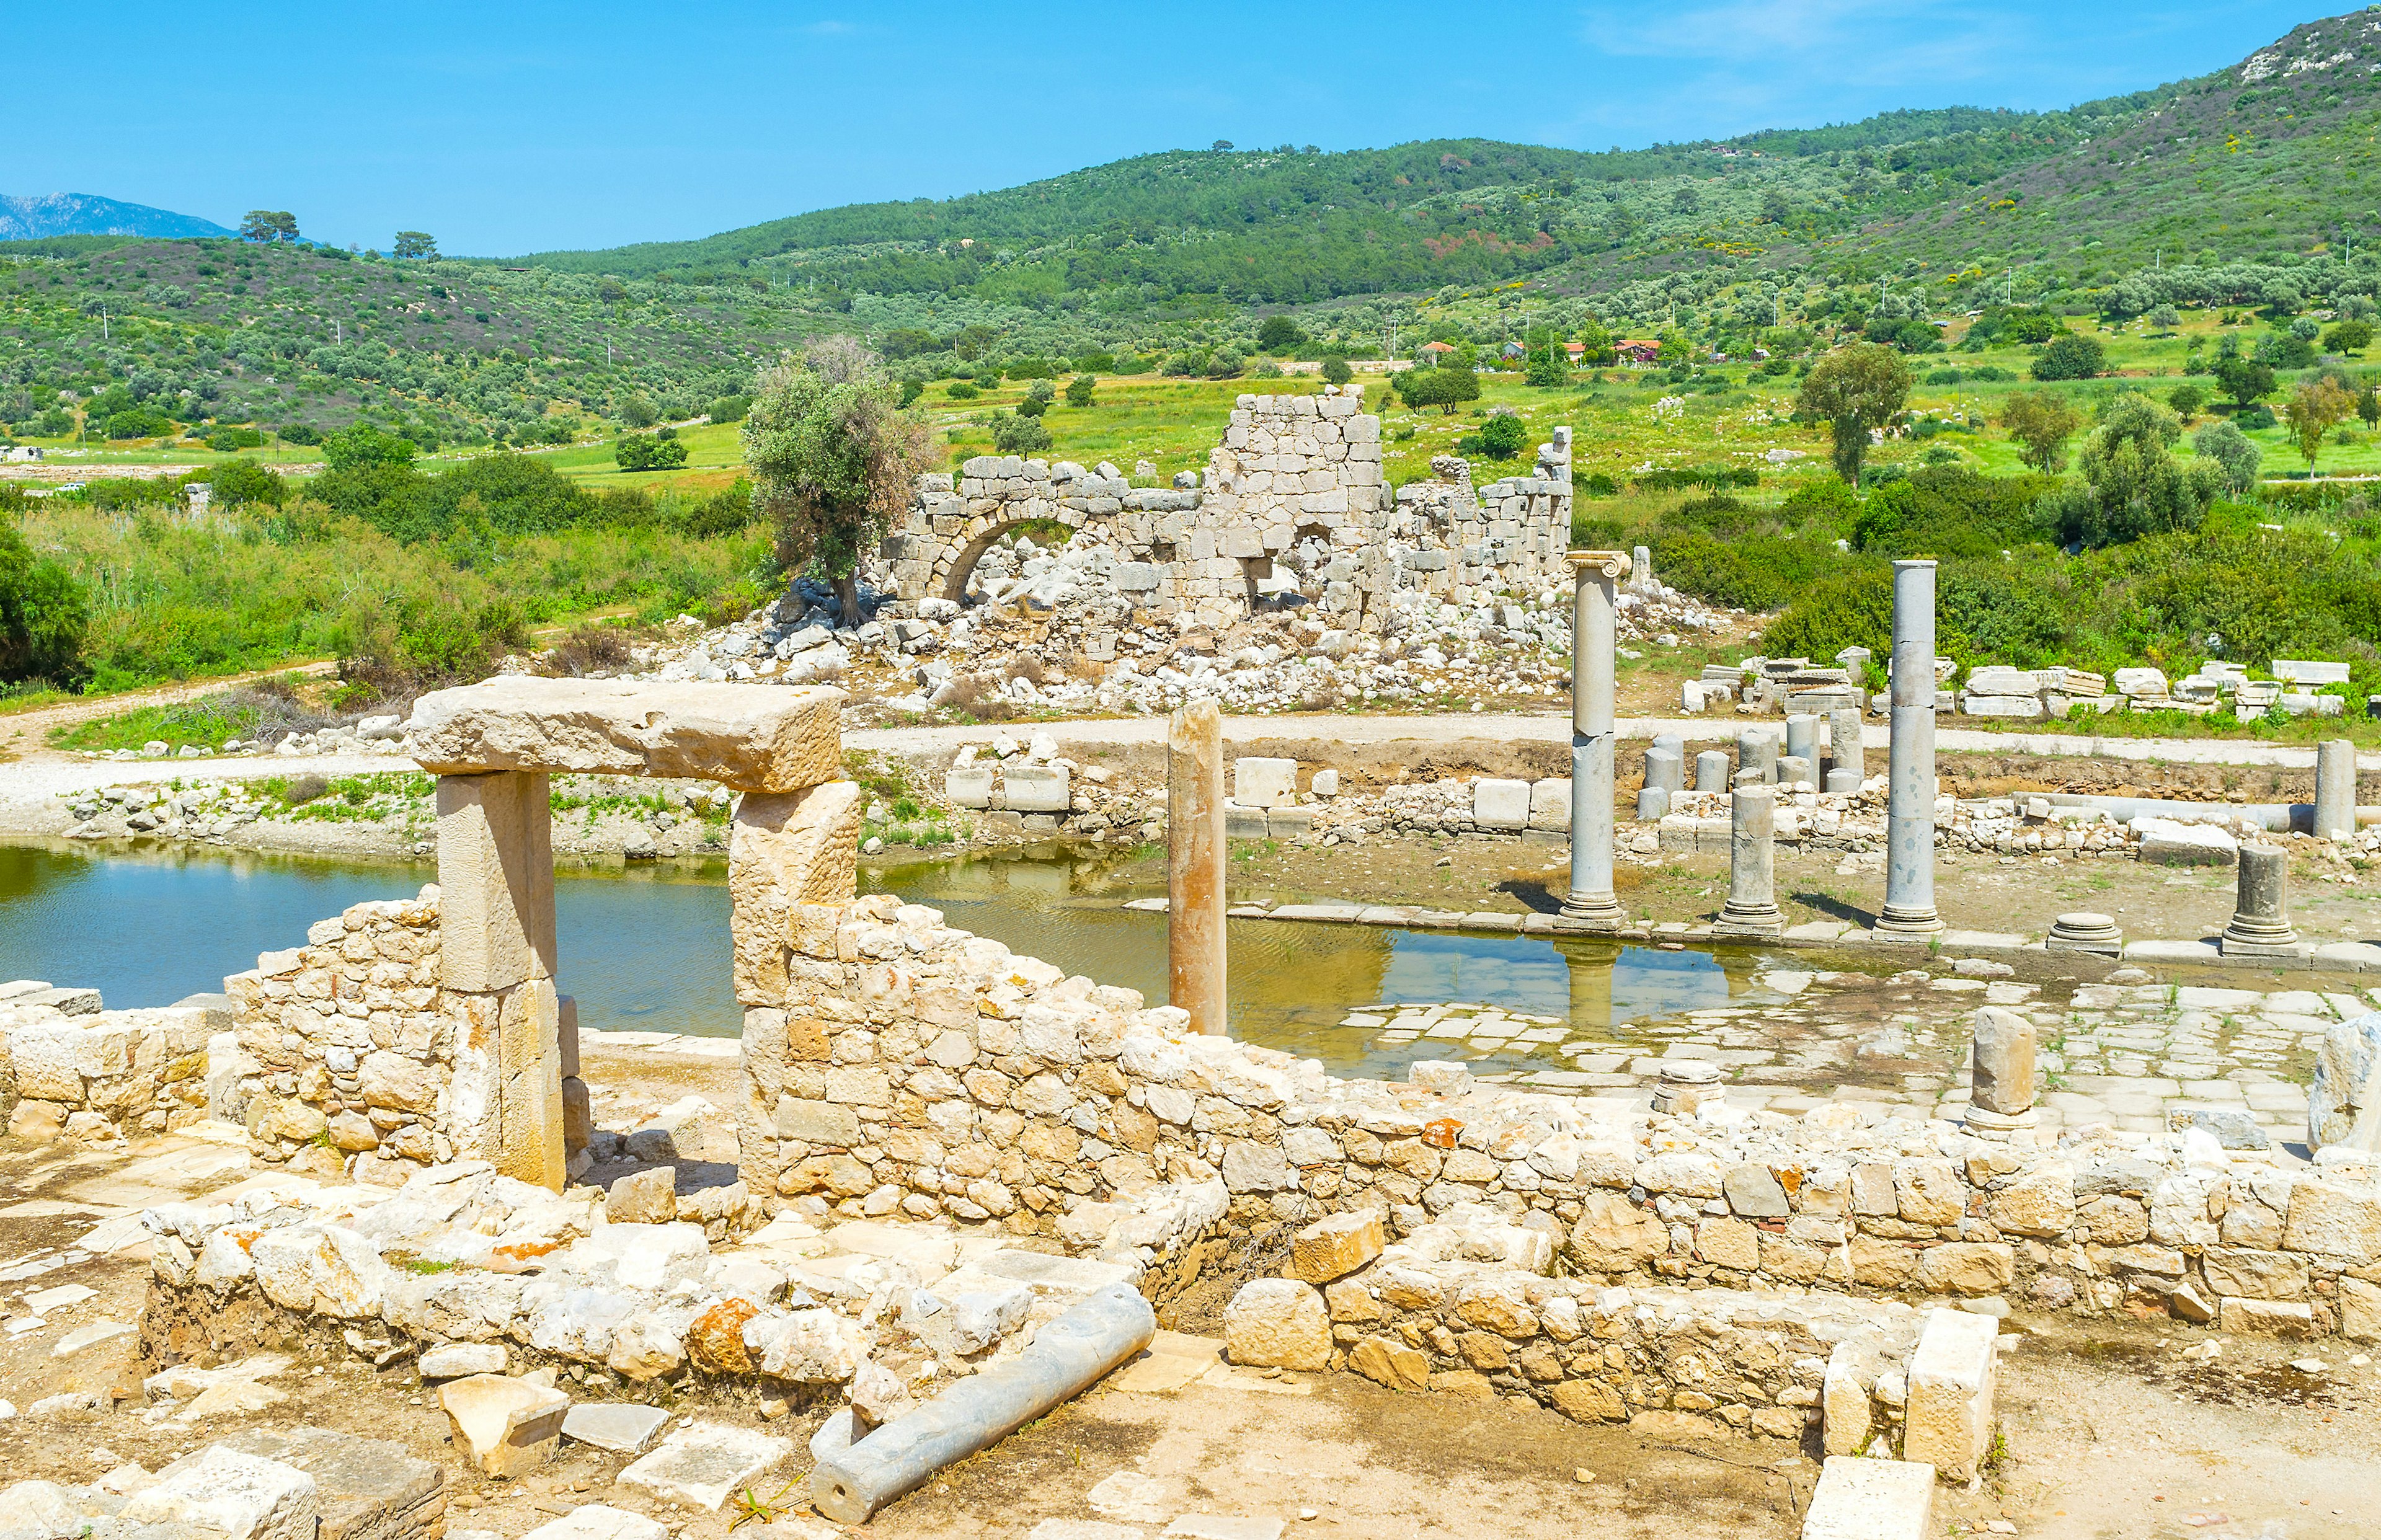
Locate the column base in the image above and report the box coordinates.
[2220,919,2300,958]
[1559,892,1625,929]
[1962,1105,2039,1142]
[1873,906,1943,937]
[1713,903,1783,939]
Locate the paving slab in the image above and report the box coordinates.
[561,1403,670,1455]
[618,1422,792,1510]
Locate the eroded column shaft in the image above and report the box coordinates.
[1168,701,1228,1034]
[1563,551,1628,927]
[1880,560,1942,936]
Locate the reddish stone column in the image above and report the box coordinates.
[1168,700,1228,1035]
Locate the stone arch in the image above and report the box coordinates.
[929,507,1090,602]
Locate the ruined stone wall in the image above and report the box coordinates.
[738,893,2381,1343]
[876,387,1570,634]
[1,996,218,1145]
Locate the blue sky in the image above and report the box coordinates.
[6,1,2340,256]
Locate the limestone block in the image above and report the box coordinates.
[497,979,565,1191]
[1902,1308,1997,1484]
[520,1506,668,1540]
[438,1374,570,1478]
[1969,1006,2036,1115]
[730,780,862,1006]
[1000,764,1071,813]
[1231,758,1298,810]
[944,768,995,809]
[1802,1458,1936,1540]
[1471,778,1530,831]
[1528,777,1568,831]
[121,1447,319,1540]
[1288,1210,1383,1283]
[617,1423,792,1511]
[217,1426,447,1540]
[607,1167,677,1224]
[1821,1340,1881,1457]
[436,772,556,993]
[2310,1012,2381,1151]
[1223,1278,1330,1370]
[408,678,845,792]
[2282,1176,2381,1263]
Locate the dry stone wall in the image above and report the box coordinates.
[876,387,1571,634]
[0,990,219,1146]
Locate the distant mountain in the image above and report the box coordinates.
[0,194,231,243]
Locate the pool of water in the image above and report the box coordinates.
[0,839,1779,1077]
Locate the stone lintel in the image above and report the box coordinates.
[407,678,846,792]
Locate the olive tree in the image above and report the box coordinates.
[1999,390,2083,473]
[1795,343,1912,484]
[2041,396,2222,548]
[742,341,933,624]
[2191,420,2261,497]
[2284,377,2356,472]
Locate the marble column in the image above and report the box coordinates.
[1713,774,1783,938]
[1827,706,1865,794]
[1563,549,1630,928]
[1738,727,1779,785]
[1696,751,1731,794]
[1168,700,1228,1034]
[1964,1005,2038,1138]
[1878,559,1943,936]
[2220,844,2298,958]
[1785,713,1819,768]
[2317,739,2357,843]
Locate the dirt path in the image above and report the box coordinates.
[0,660,340,759]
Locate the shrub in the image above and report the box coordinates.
[614,434,689,472]
[1320,355,1352,386]
[1580,471,1618,496]
[0,520,88,686]
[989,411,1052,455]
[945,381,980,400]
[1063,374,1096,408]
[208,460,286,506]
[707,394,751,423]
[322,424,418,472]
[1756,564,1893,662]
[2031,334,2106,381]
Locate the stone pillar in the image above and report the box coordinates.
[1695,751,1730,794]
[2221,844,2298,957]
[2317,739,2357,843]
[1878,560,1943,936]
[1562,550,1629,929]
[1778,756,1814,788]
[1713,774,1783,938]
[1641,746,1685,794]
[1786,713,1819,768]
[436,771,563,1191]
[1738,727,1778,785]
[1964,1005,2037,1138]
[1827,706,1865,794]
[1651,733,1687,779]
[1169,700,1228,1034]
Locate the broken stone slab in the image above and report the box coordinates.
[617,1422,792,1510]
[50,1319,136,1357]
[121,1446,320,1540]
[419,1342,508,1380]
[219,1427,446,1540]
[1902,1308,1998,1484]
[437,1374,570,1478]
[1801,1456,1936,1540]
[606,1167,677,1225]
[0,1479,86,1538]
[2311,1012,2381,1153]
[406,678,846,792]
[520,1505,670,1540]
[1287,1210,1383,1283]
[561,1402,671,1455]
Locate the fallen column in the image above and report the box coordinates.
[811,1285,1156,1524]
[1713,775,1783,939]
[1878,559,1943,937]
[2317,738,2357,843]
[2220,843,2299,958]
[1962,1005,2037,1140]
[1168,700,1228,1034]
[1561,550,1629,929]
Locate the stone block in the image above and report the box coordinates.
[2309,1011,2381,1150]
[774,1097,861,1148]
[407,678,845,792]
[1902,1308,1997,1484]
[1231,758,1298,809]
[436,772,555,993]
[944,768,995,809]
[1822,1340,1881,1457]
[419,1343,507,1379]
[122,1446,319,1540]
[2135,818,2239,867]
[618,1423,792,1511]
[437,1374,570,1479]
[521,1506,670,1540]
[1472,778,1530,831]
[1802,1458,1936,1540]
[219,1427,446,1540]
[730,781,862,1006]
[2217,1298,2317,1335]
[1001,764,1071,813]
[1288,1210,1383,1283]
[607,1167,677,1225]
[1527,778,1569,831]
[1222,1278,1329,1370]
[562,1404,672,1455]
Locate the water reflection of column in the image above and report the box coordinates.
[1565,940,1615,1035]
[1563,549,1630,929]
[1878,559,1943,936]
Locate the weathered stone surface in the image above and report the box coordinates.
[122,1446,319,1540]
[418,1343,507,1380]
[1348,1335,1430,1391]
[1969,1006,2036,1115]
[2310,1012,2381,1151]
[219,1427,446,1540]
[1802,1458,1936,1540]
[618,1423,792,1511]
[1550,1379,1626,1422]
[437,1374,570,1478]
[1723,1163,1789,1218]
[435,771,555,994]
[561,1404,671,1456]
[731,781,862,1005]
[606,1167,677,1226]
[2282,1177,2381,1263]
[1568,1192,1667,1269]
[1231,758,1298,809]
[408,678,846,792]
[521,1505,670,1540]
[1222,1278,1329,1370]
[1903,1308,1997,1484]
[1288,1210,1382,1283]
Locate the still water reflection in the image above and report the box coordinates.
[0,840,1757,1074]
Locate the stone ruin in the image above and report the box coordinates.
[27,675,2381,1533]
[875,386,1574,633]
